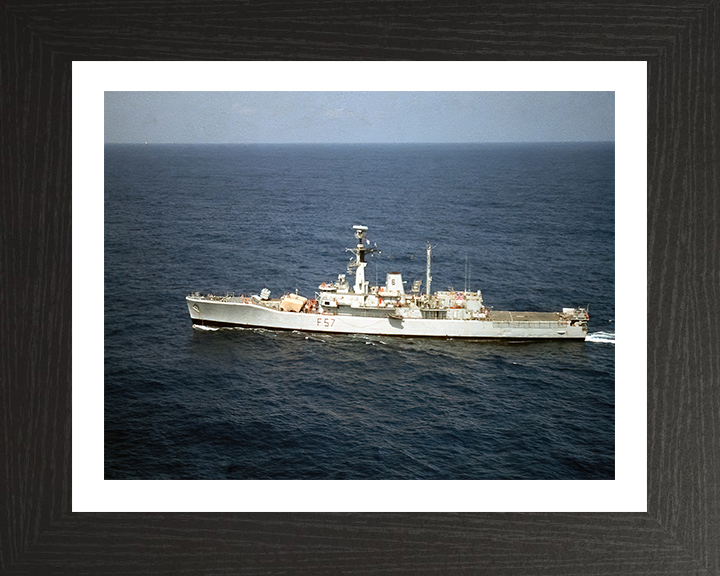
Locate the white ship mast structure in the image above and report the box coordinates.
[426,240,433,297]
[346,225,376,296]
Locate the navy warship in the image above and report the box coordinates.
[187,225,589,339]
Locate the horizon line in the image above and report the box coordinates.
[104,140,615,145]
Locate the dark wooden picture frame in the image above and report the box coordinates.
[2,2,717,574]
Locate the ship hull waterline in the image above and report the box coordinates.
[187,297,588,340]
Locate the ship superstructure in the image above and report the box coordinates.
[187,225,589,339]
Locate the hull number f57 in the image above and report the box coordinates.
[317,317,336,328]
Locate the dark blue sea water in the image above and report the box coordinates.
[105,143,615,480]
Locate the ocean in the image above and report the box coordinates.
[104,142,615,480]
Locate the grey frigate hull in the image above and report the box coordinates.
[187,225,589,340]
[187,297,588,339]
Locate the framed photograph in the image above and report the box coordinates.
[78,64,641,513]
[3,4,716,574]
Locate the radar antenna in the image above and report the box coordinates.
[348,225,379,264]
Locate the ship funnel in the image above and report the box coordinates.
[386,272,405,295]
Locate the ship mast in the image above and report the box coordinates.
[351,225,369,294]
[426,241,433,296]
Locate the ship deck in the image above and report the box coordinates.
[190,295,569,321]
[488,310,564,322]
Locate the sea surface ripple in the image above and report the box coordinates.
[105,143,615,480]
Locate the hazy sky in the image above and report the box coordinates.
[104,92,614,144]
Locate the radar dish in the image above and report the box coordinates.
[353,224,368,241]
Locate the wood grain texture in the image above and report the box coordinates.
[1,1,718,574]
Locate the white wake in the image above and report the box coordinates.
[192,324,218,331]
[585,331,615,344]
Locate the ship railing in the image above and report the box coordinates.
[492,321,565,329]
[187,292,237,302]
